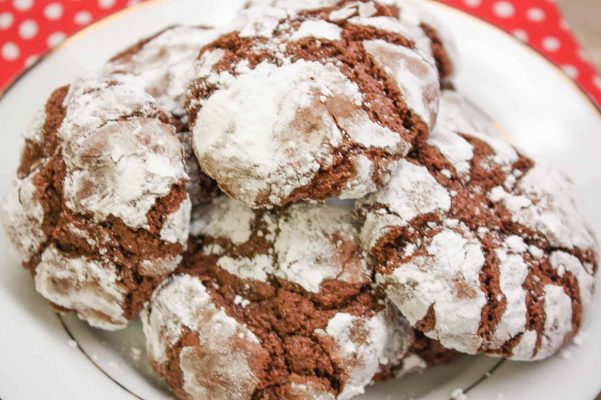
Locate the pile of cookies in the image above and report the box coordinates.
[2,0,598,399]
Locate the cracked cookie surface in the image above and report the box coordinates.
[143,197,419,400]
[103,25,221,207]
[1,76,191,330]
[245,0,457,81]
[186,0,440,208]
[357,90,598,360]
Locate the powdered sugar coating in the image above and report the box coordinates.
[191,196,256,243]
[196,197,370,293]
[187,1,440,208]
[490,237,530,350]
[144,196,416,398]
[338,155,378,199]
[102,26,222,207]
[383,227,487,353]
[35,246,128,330]
[234,6,289,38]
[192,58,405,207]
[274,203,371,292]
[161,197,192,244]
[142,274,265,400]
[246,0,457,81]
[357,91,598,360]
[359,159,451,253]
[61,77,188,229]
[2,176,46,262]
[394,0,459,77]
[489,162,597,251]
[363,39,438,128]
[63,118,183,229]
[316,309,402,399]
[144,273,410,399]
[102,25,219,117]
[2,77,191,330]
[58,76,157,143]
[538,284,573,360]
[291,20,342,41]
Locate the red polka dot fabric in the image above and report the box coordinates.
[0,0,600,108]
[0,0,136,91]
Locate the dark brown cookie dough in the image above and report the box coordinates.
[143,198,420,400]
[245,0,457,81]
[186,0,440,208]
[357,91,599,360]
[1,76,191,330]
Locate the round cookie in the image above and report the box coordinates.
[1,76,191,330]
[186,0,440,208]
[103,25,221,206]
[357,90,598,361]
[244,0,457,81]
[143,197,416,400]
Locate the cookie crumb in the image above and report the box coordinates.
[130,347,142,362]
[573,331,589,346]
[451,388,467,400]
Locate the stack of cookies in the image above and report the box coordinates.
[2,1,598,399]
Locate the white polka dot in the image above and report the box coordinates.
[47,31,66,48]
[493,2,515,18]
[25,54,38,67]
[542,36,561,52]
[513,29,528,42]
[0,12,14,30]
[464,0,481,7]
[19,19,37,39]
[74,11,92,25]
[2,42,20,61]
[13,0,33,11]
[44,3,63,21]
[98,0,116,9]
[562,65,578,79]
[527,7,546,22]
[594,76,601,91]
[578,48,591,62]
[127,0,142,5]
[560,19,570,31]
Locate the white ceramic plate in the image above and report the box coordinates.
[0,1,599,399]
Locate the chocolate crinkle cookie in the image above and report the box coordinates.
[186,0,440,208]
[1,76,191,330]
[245,0,457,82]
[357,90,599,361]
[102,25,221,206]
[142,197,445,400]
[103,25,219,119]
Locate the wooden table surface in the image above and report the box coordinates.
[557,0,601,70]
